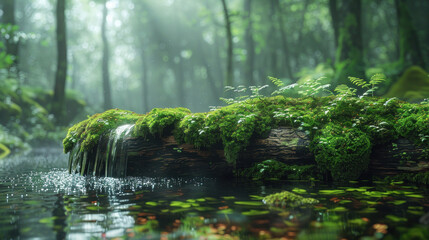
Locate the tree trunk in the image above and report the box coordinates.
[243,0,255,86]
[221,0,233,89]
[101,0,112,110]
[274,1,293,80]
[394,0,426,68]
[333,0,365,86]
[52,0,68,123]
[328,0,339,50]
[268,0,278,77]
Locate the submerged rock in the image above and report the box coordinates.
[263,191,319,208]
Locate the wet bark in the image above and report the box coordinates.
[52,0,68,123]
[121,128,428,178]
[125,127,313,177]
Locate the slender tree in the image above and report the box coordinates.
[332,0,365,86]
[274,0,293,79]
[221,0,233,89]
[395,0,426,68]
[328,0,339,49]
[243,0,255,86]
[52,0,68,123]
[2,0,19,72]
[101,0,112,110]
[268,0,278,77]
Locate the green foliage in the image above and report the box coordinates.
[263,191,319,208]
[220,85,269,105]
[270,76,332,98]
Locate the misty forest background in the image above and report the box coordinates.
[0,0,428,152]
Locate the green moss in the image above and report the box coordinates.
[263,191,319,208]
[63,109,140,153]
[385,66,429,101]
[238,159,318,180]
[133,107,191,138]
[312,124,371,181]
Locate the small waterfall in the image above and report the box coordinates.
[69,124,135,177]
[103,124,135,177]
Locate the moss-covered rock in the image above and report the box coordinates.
[312,124,371,181]
[385,66,429,101]
[263,191,319,208]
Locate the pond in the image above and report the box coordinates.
[0,148,428,239]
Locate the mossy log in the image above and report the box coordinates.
[64,96,429,180]
[125,127,313,177]
[122,127,428,178]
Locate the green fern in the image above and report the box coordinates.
[268,76,284,87]
[334,84,357,97]
[349,77,370,89]
[348,74,386,97]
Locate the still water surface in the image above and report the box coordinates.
[0,148,429,239]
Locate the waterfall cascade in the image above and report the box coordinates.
[68,124,135,177]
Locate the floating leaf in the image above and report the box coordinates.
[348,218,368,225]
[292,188,307,194]
[218,209,234,214]
[406,194,424,198]
[242,210,270,216]
[330,207,348,212]
[234,201,263,206]
[319,189,345,195]
[345,187,367,192]
[339,200,352,204]
[249,195,264,200]
[222,196,235,200]
[407,210,424,215]
[389,200,406,205]
[146,202,158,207]
[170,201,192,208]
[386,215,407,222]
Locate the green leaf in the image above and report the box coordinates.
[234,201,263,206]
[242,210,270,216]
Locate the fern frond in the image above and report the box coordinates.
[349,77,370,88]
[369,73,386,85]
[268,76,284,87]
[335,84,357,96]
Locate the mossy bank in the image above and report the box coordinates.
[64,95,429,182]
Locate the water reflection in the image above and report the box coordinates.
[0,148,429,239]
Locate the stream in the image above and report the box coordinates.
[0,148,428,239]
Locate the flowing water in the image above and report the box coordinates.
[1,148,429,239]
